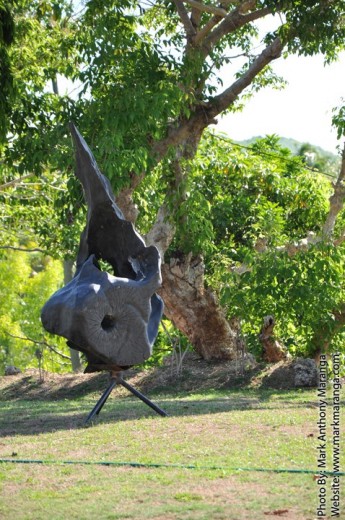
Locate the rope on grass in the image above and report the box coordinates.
[0,458,344,476]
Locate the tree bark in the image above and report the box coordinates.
[115,171,144,223]
[322,145,345,237]
[259,315,288,363]
[159,253,240,360]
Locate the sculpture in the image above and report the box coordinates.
[41,124,166,420]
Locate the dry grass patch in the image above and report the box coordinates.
[0,463,318,520]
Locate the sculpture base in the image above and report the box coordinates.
[85,372,168,424]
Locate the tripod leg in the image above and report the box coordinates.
[118,378,168,417]
[85,378,117,424]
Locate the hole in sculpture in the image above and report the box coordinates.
[98,259,115,275]
[101,315,117,331]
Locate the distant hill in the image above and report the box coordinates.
[239,136,340,176]
[239,136,336,157]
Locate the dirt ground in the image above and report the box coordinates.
[0,353,319,401]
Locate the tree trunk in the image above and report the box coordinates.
[259,315,288,362]
[159,253,240,360]
[63,259,82,372]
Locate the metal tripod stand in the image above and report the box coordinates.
[85,371,168,424]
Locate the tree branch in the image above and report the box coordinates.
[276,144,345,255]
[194,13,223,44]
[0,245,48,254]
[152,37,284,163]
[238,0,256,14]
[322,144,345,237]
[152,107,208,163]
[190,5,202,31]
[207,36,284,116]
[182,0,228,18]
[145,204,176,258]
[115,171,144,223]
[5,332,72,361]
[202,6,272,56]
[234,145,345,270]
[173,0,196,38]
[0,173,35,191]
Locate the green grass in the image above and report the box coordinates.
[0,386,344,519]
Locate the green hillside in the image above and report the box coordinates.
[239,136,340,176]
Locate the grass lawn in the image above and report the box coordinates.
[0,371,344,519]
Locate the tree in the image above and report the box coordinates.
[172,133,345,359]
[0,248,71,373]
[1,0,345,362]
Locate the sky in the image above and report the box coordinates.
[214,52,344,154]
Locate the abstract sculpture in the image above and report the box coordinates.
[41,124,166,420]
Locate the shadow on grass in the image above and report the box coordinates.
[0,389,325,438]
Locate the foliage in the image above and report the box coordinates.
[197,134,345,357]
[274,0,345,61]
[169,133,329,255]
[2,0,345,246]
[222,245,345,357]
[0,248,70,373]
[297,142,340,176]
[2,0,344,181]
[3,1,78,170]
[332,100,345,140]
[2,0,186,182]
[0,167,85,258]
[139,318,190,369]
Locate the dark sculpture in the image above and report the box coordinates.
[41,124,166,420]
